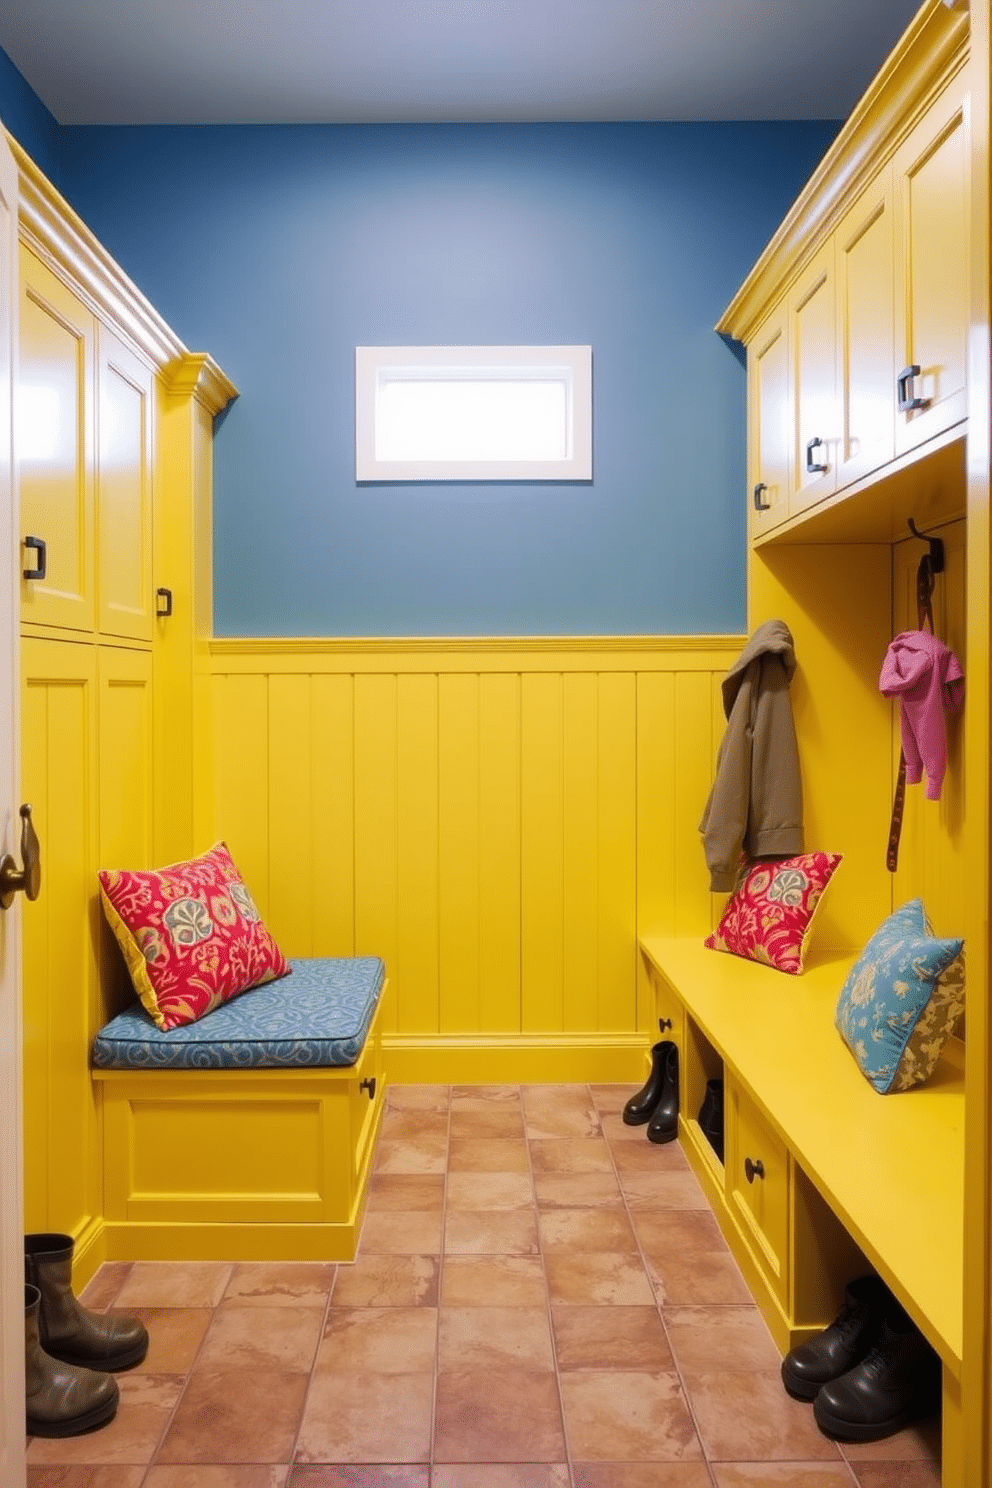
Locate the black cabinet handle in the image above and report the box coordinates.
[360,1076,377,1101]
[805,437,828,474]
[23,535,46,581]
[752,482,770,512]
[658,1016,673,1032]
[156,587,173,618]
[744,1156,765,1184]
[897,364,929,413]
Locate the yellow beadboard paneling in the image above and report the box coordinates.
[310,673,356,957]
[674,671,720,938]
[520,673,565,1033]
[353,673,400,997]
[97,646,154,1022]
[209,643,742,1047]
[562,672,600,1034]
[478,673,522,1034]
[212,672,271,912]
[268,673,314,954]
[438,673,481,1034]
[396,673,440,1034]
[594,672,637,1032]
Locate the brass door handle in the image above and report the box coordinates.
[0,804,41,909]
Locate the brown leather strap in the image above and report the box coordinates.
[887,750,907,872]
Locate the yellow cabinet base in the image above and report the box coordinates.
[92,1000,386,1263]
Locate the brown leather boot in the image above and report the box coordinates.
[25,1233,148,1371]
[25,1284,119,1437]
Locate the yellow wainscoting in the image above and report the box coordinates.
[209,638,741,1083]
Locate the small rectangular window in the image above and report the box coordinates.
[356,345,592,481]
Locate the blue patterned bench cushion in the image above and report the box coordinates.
[91,957,385,1071]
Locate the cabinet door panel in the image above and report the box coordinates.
[727,1077,790,1303]
[20,637,98,1235]
[836,173,896,488]
[97,329,154,641]
[790,242,837,516]
[748,305,789,539]
[894,75,969,455]
[18,250,95,632]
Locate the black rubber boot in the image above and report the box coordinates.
[623,1041,676,1125]
[812,1299,942,1441]
[782,1273,891,1401]
[697,1077,724,1162]
[25,1233,149,1372]
[646,1043,679,1143]
[25,1284,119,1438]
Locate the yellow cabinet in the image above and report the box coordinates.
[97,330,154,643]
[747,303,789,539]
[893,69,970,457]
[19,246,96,633]
[788,241,838,517]
[835,169,896,489]
[19,245,155,643]
[739,51,970,543]
[726,1076,790,1304]
[20,636,99,1236]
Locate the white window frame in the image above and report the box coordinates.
[356,345,592,481]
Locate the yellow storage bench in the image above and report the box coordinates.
[639,936,964,1380]
[91,957,388,1263]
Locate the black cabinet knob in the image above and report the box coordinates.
[360,1076,377,1101]
[744,1156,765,1184]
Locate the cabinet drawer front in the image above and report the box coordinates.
[728,1080,790,1298]
[349,1003,384,1181]
[650,972,683,1050]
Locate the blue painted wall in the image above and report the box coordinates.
[1,54,836,635]
[0,48,61,186]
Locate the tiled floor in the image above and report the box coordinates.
[26,1082,942,1486]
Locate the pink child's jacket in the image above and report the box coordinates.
[879,630,964,800]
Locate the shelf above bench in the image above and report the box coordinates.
[639,935,964,1373]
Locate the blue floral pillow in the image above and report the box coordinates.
[835,900,964,1094]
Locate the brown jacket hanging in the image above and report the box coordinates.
[699,618,803,892]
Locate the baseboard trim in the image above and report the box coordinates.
[69,1215,108,1292]
[100,1220,362,1264]
[382,1032,647,1085]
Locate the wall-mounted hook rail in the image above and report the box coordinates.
[907,518,945,575]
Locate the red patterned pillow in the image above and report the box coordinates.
[98,842,291,1030]
[705,852,842,975]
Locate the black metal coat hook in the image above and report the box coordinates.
[907,518,945,575]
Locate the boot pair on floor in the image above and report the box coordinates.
[622,1040,680,1142]
[25,1232,148,1438]
[782,1273,941,1442]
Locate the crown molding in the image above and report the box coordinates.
[8,131,236,413]
[717,0,970,344]
[163,352,239,415]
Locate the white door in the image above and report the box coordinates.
[0,124,25,1488]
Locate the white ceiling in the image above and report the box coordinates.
[0,0,927,126]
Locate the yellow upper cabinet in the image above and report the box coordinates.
[747,302,789,539]
[892,68,970,458]
[720,0,969,543]
[96,328,154,642]
[835,168,896,490]
[19,245,96,632]
[788,240,838,517]
[19,244,155,642]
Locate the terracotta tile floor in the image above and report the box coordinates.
[26,1082,942,1487]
